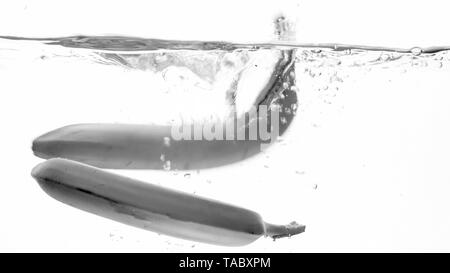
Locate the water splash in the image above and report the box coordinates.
[1,35,449,126]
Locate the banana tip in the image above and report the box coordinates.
[31,137,47,159]
[31,158,61,180]
[264,221,306,240]
[31,161,46,180]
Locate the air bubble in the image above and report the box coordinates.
[163,160,171,171]
[184,173,191,179]
[276,16,285,23]
[411,47,423,56]
[163,137,171,147]
[380,53,391,62]
[290,86,299,93]
[289,71,295,79]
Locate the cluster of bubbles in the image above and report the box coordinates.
[293,46,450,110]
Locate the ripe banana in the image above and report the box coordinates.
[31,158,305,246]
[32,49,297,170]
[32,123,264,170]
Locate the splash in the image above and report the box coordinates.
[1,35,449,126]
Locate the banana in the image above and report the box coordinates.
[31,158,305,246]
[32,123,263,170]
[31,53,298,170]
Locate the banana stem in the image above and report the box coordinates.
[264,221,306,239]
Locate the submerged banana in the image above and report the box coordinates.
[31,158,305,246]
[32,123,263,170]
[31,56,298,170]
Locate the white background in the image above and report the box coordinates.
[1,0,450,252]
